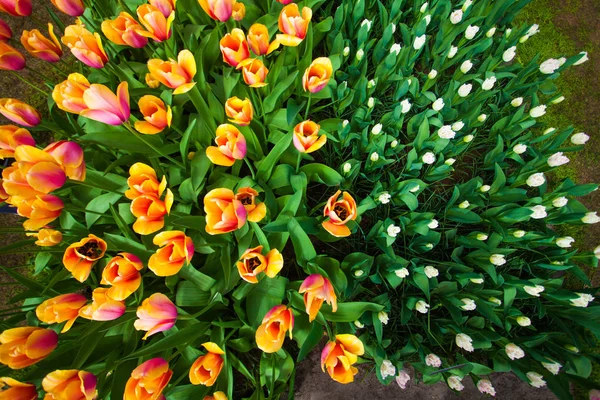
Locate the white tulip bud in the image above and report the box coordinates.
[458,200,470,209]
[455,333,474,352]
[424,15,431,26]
[530,205,547,219]
[395,268,409,278]
[422,152,436,164]
[428,69,438,79]
[480,185,491,192]
[481,76,497,91]
[460,60,473,73]
[477,114,487,122]
[367,79,376,89]
[476,233,488,241]
[343,162,352,174]
[516,316,531,326]
[528,24,540,36]
[448,46,458,58]
[524,285,545,297]
[343,46,350,57]
[452,121,464,131]
[354,320,364,328]
[570,293,595,307]
[448,376,464,391]
[356,48,364,61]
[432,98,445,111]
[420,2,428,13]
[526,372,546,389]
[539,58,562,74]
[371,123,383,135]
[400,99,412,113]
[530,105,547,118]
[542,362,562,375]
[458,83,472,97]
[526,172,546,187]
[489,254,506,266]
[489,297,502,305]
[391,139,398,148]
[503,46,517,62]
[505,343,526,360]
[342,119,349,128]
[574,51,588,66]
[513,230,526,238]
[511,97,523,107]
[415,300,430,314]
[424,265,439,278]
[551,96,565,104]
[552,197,568,207]
[445,158,456,165]
[582,212,600,224]
[571,132,589,145]
[354,269,364,277]
[463,134,474,142]
[465,25,479,40]
[556,236,575,248]
[513,143,527,154]
[368,97,375,108]
[506,28,512,37]
[461,0,472,11]
[486,27,496,37]
[547,152,570,167]
[428,219,439,229]
[361,19,372,31]
[387,224,401,237]
[370,152,379,162]
[413,35,426,50]
[390,43,402,55]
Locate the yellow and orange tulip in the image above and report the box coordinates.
[101,253,144,301]
[101,12,149,48]
[220,28,249,68]
[147,49,196,94]
[0,0,31,16]
[0,377,37,400]
[0,18,11,41]
[26,228,62,246]
[204,188,247,235]
[0,99,40,127]
[236,245,283,283]
[299,274,337,322]
[44,140,86,181]
[134,293,177,340]
[134,95,172,134]
[78,288,126,321]
[198,0,234,21]
[0,327,58,369]
[293,120,326,153]
[238,58,268,87]
[137,4,174,43]
[1,162,40,200]
[247,23,279,56]
[224,96,252,126]
[42,370,97,400]
[63,234,107,282]
[255,305,293,353]
[79,81,131,126]
[145,72,160,88]
[125,162,167,200]
[148,230,194,276]
[189,342,225,386]
[204,392,228,400]
[0,125,35,159]
[0,42,25,70]
[52,73,91,115]
[321,334,364,384]
[35,293,87,333]
[303,57,332,93]
[124,358,172,400]
[206,123,247,167]
[62,23,108,69]
[50,0,84,17]
[277,4,312,47]
[13,145,66,194]
[232,2,245,21]
[21,24,62,63]
[130,191,173,235]
[235,187,266,222]
[16,194,64,231]
[149,0,176,17]
[322,190,357,237]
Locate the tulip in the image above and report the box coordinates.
[44,141,86,181]
[322,190,358,237]
[16,194,64,231]
[247,23,279,56]
[134,293,177,340]
[321,334,364,384]
[137,4,174,42]
[238,58,268,87]
[293,120,326,153]
[0,0,31,16]
[0,99,40,127]
[255,305,293,353]
[2,163,42,199]
[26,228,62,246]
[125,162,167,200]
[150,0,176,17]
[0,327,58,369]
[204,188,247,235]
[130,192,173,235]
[134,95,172,134]
[198,0,234,21]
[204,392,228,400]
[0,18,11,41]
[63,234,107,282]
[189,343,225,386]
[232,2,244,21]
[0,125,35,159]
[124,358,172,400]
[147,50,196,94]
[277,4,312,46]
[52,73,91,114]
[299,274,337,321]
[0,42,25,70]
[220,28,250,68]
[79,81,131,125]
[102,12,149,48]
[62,24,109,68]
[42,370,97,400]
[21,24,62,62]
[236,245,283,283]
[148,231,194,276]
[78,288,126,321]
[101,253,144,301]
[225,96,253,126]
[50,0,84,16]
[36,293,86,333]
[302,58,332,93]
[0,377,37,400]
[145,73,160,88]
[12,145,66,194]
[206,124,247,167]
[235,187,266,222]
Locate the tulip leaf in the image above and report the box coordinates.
[85,192,122,228]
[104,233,153,261]
[256,132,293,181]
[263,71,299,114]
[246,276,287,328]
[299,163,344,186]
[180,117,197,162]
[321,301,384,322]
[179,263,216,291]
[288,218,317,267]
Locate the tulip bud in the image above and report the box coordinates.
[486,27,496,37]
[391,139,398,148]
[458,200,470,209]
[232,2,245,21]
[370,152,379,162]
[480,185,490,192]
[356,48,364,61]
[50,0,83,16]
[343,46,350,56]
[460,60,473,73]
[477,114,487,122]
[447,45,458,58]
[0,42,25,70]
[371,123,382,135]
[342,162,351,174]
[511,97,523,107]
[428,69,437,79]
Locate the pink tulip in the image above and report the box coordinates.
[0,99,40,127]
[79,82,130,125]
[0,18,12,41]
[134,293,177,340]
[44,141,86,181]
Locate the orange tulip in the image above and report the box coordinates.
[1,162,40,200]
[16,194,64,231]
[101,12,149,48]
[247,23,279,56]
[137,4,174,43]
[13,145,66,194]
[149,0,176,17]
[0,0,31,17]
[44,141,86,181]
[303,57,332,93]
[293,120,326,153]
[21,24,62,62]
[204,188,247,235]
[235,187,266,222]
[124,358,172,400]
[189,342,224,386]
[26,228,62,246]
[277,4,312,47]
[206,124,247,167]
[0,377,37,400]
[236,245,283,283]
[131,192,173,235]
[299,274,337,322]
[255,305,293,353]
[50,0,84,17]
[0,99,40,127]
[224,96,252,126]
[145,72,160,88]
[36,293,87,333]
[78,288,126,321]
[42,370,97,400]
[204,392,228,400]
[148,230,194,276]
[0,18,12,41]
[134,293,177,340]
[62,23,108,69]
[0,125,35,159]
[0,327,58,369]
[63,234,107,282]
[52,73,91,114]
[238,58,269,88]
[134,95,172,134]
[147,50,196,94]
[220,28,249,68]
[232,1,244,21]
[198,0,234,21]
[321,334,364,384]
[101,253,144,301]
[322,190,357,237]
[125,162,167,200]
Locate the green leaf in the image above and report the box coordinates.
[288,218,317,267]
[122,322,209,360]
[321,302,384,322]
[246,276,287,328]
[86,192,122,228]
[180,117,197,162]
[104,233,153,261]
[256,132,293,181]
[263,71,299,114]
[179,263,216,291]
[299,163,344,186]
[297,322,322,362]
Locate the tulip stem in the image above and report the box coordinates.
[295,151,302,173]
[304,93,312,120]
[10,71,49,96]
[244,158,256,179]
[125,124,186,169]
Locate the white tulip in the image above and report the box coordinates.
[551,96,565,104]
[530,105,547,118]
[511,97,523,107]
[513,143,527,154]
[368,97,375,108]
[378,191,391,204]
[395,268,409,278]
[528,24,540,36]
[543,127,556,135]
[438,125,456,139]
[526,372,546,388]
[458,200,470,209]
[413,35,426,50]
[422,152,436,164]
[477,114,487,122]
[540,58,562,74]
[455,333,474,352]
[503,46,517,62]
[390,43,402,55]
[574,51,588,66]
[428,69,438,79]
[415,300,429,314]
[476,233,488,241]
[432,98,445,111]
[445,158,456,165]
[552,197,568,207]
[425,353,442,367]
[524,285,545,297]
[570,293,594,307]
[505,343,525,360]
[354,270,364,277]
[490,254,506,266]
[409,184,420,193]
[480,185,491,192]
[387,224,401,237]
[595,245,600,260]
[582,212,600,224]
[461,298,476,311]
[343,162,352,174]
[391,139,398,148]
[395,370,410,389]
[354,320,364,328]
[486,27,497,37]
[343,46,350,57]
[526,172,546,188]
[513,230,526,238]
[370,152,379,162]
[481,76,497,90]
[367,79,376,89]
[448,46,458,58]
[530,205,547,219]
[450,9,463,24]
[571,132,589,145]
[542,362,562,375]
[378,310,389,325]
[556,236,574,248]
[401,99,412,113]
[372,123,383,135]
[361,19,372,31]
[516,316,531,326]
[420,2,428,13]
[342,119,349,128]
[452,121,464,131]
[380,359,396,379]
[458,83,472,97]
[460,60,473,73]
[548,152,570,167]
[424,265,439,278]
[428,219,439,229]
[465,25,479,39]
[489,297,502,305]
[477,380,496,396]
[448,376,464,391]
[356,49,364,61]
